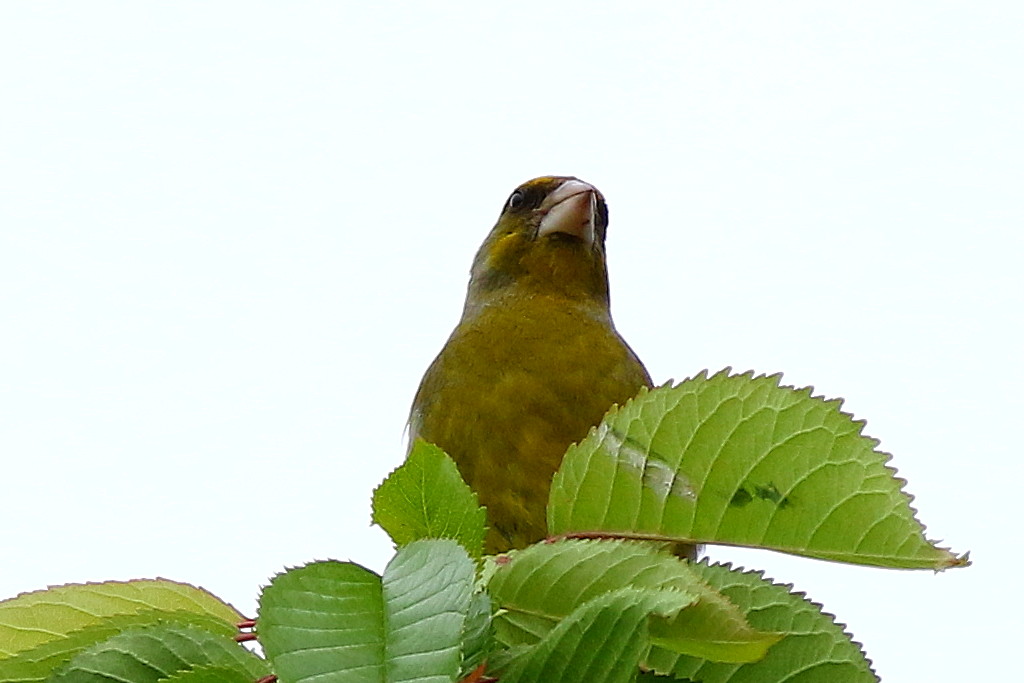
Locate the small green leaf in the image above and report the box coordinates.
[645,560,878,682]
[500,587,690,683]
[373,439,487,559]
[459,591,492,677]
[488,540,779,663]
[645,572,783,664]
[258,539,477,683]
[259,560,381,681]
[549,370,968,570]
[48,623,269,683]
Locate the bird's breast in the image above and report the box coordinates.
[411,294,650,551]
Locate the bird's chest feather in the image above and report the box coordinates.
[437,299,636,439]
[413,296,648,548]
[461,313,603,405]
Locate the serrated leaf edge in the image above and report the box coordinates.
[698,558,878,680]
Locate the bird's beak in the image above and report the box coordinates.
[537,179,597,244]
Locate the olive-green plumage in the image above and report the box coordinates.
[409,176,651,553]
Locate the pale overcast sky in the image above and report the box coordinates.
[2,3,1020,681]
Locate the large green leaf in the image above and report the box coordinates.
[549,370,967,570]
[0,579,242,659]
[158,667,256,683]
[645,561,878,682]
[258,539,476,683]
[373,439,487,559]
[47,623,269,683]
[0,579,244,682]
[0,611,237,683]
[488,540,780,664]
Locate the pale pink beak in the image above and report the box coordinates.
[537,179,597,244]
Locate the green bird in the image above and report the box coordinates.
[409,176,652,553]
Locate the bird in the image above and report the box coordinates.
[408,176,653,553]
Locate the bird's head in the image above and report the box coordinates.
[466,176,611,310]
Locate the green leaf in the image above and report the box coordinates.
[645,574,783,664]
[258,539,477,683]
[459,591,492,677]
[47,623,269,683]
[0,579,244,682]
[0,611,237,683]
[500,587,691,683]
[373,439,487,559]
[549,370,968,570]
[159,666,256,683]
[645,561,878,682]
[0,579,242,659]
[488,540,780,664]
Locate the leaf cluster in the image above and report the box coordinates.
[0,370,968,682]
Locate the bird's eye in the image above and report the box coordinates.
[507,190,525,210]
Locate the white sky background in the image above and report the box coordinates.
[1,2,1020,679]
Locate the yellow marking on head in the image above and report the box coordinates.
[517,176,565,191]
